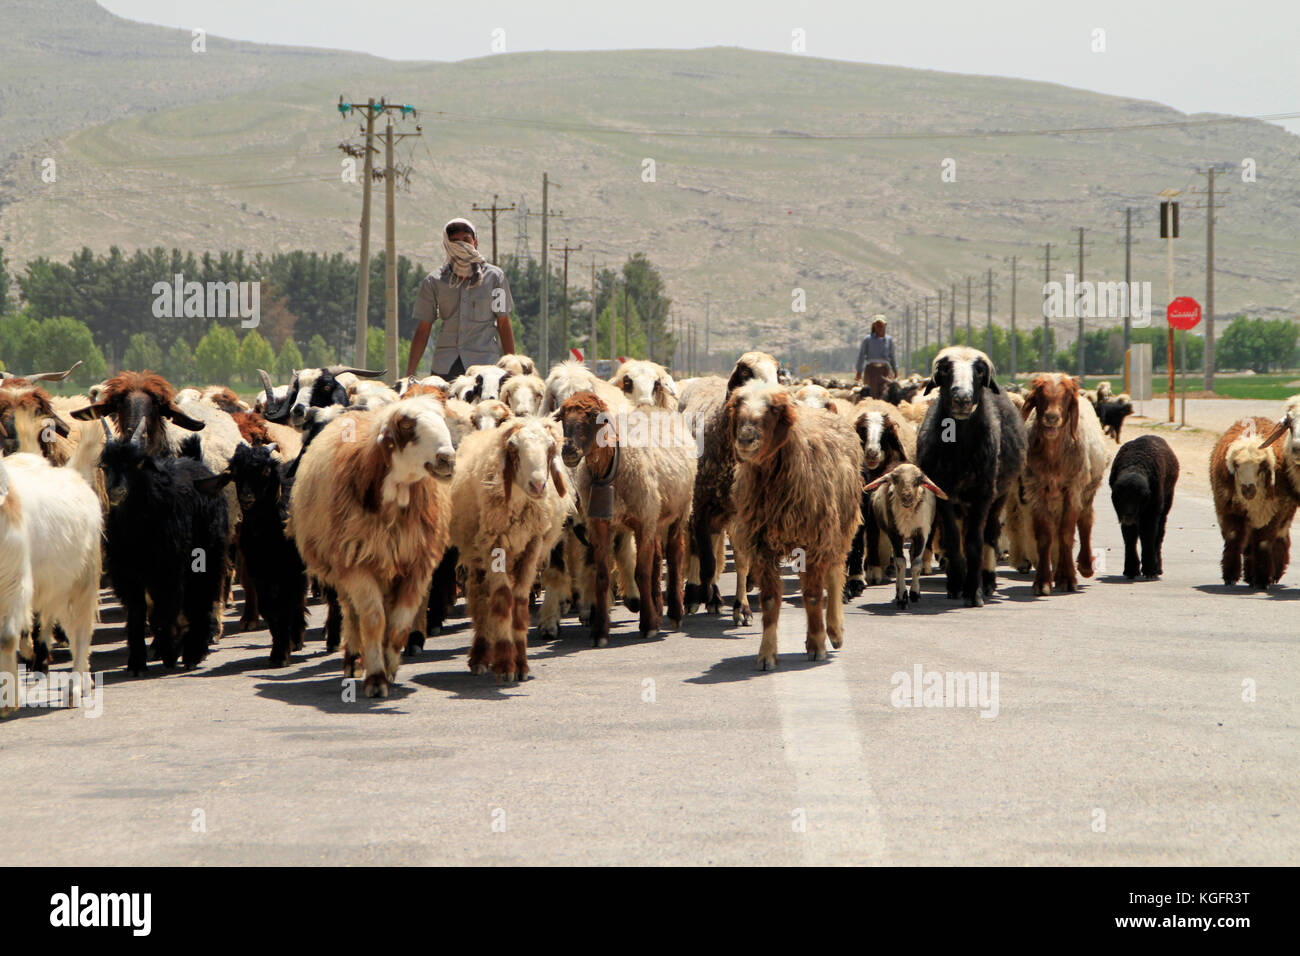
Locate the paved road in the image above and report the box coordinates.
[2,480,1296,865]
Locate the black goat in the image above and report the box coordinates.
[917,347,1027,606]
[101,430,229,674]
[1110,435,1179,580]
[228,444,307,666]
[1096,395,1134,442]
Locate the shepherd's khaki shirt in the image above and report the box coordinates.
[412,263,514,376]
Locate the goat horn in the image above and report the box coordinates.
[100,419,114,441]
[130,419,148,447]
[1262,418,1291,449]
[21,361,83,382]
[327,366,385,378]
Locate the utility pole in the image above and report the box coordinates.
[1040,242,1053,369]
[610,276,618,370]
[936,288,945,355]
[337,96,421,368]
[985,269,994,356]
[550,239,582,362]
[903,304,912,375]
[1075,227,1089,377]
[623,281,630,360]
[1160,189,1181,422]
[383,120,398,380]
[1122,208,1134,359]
[703,292,711,374]
[589,256,598,371]
[949,283,956,345]
[965,276,973,344]
[472,194,516,265]
[539,174,550,374]
[1008,255,1018,378]
[1194,167,1228,390]
[923,296,931,361]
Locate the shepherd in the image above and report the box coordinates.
[406,217,517,379]
[855,314,897,397]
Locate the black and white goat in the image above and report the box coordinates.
[864,464,948,609]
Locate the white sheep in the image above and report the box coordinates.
[610,360,678,410]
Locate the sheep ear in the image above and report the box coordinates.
[864,471,893,492]
[549,455,567,499]
[985,371,1000,394]
[768,393,795,454]
[1262,418,1290,448]
[71,402,112,421]
[922,478,949,500]
[502,441,517,505]
[825,400,840,415]
[162,405,206,431]
[194,473,233,497]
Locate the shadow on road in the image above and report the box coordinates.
[684,650,832,685]
[253,674,416,714]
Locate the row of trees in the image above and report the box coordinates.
[0,244,677,382]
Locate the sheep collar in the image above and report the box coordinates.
[588,440,620,520]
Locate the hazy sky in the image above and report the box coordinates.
[100,1,1300,134]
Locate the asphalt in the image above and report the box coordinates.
[2,467,1296,865]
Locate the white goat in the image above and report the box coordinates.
[864,463,948,610]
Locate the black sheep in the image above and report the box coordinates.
[100,430,230,674]
[1109,435,1179,580]
[1096,395,1134,443]
[917,347,1027,606]
[228,444,308,666]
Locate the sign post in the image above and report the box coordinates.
[1167,296,1202,428]
[1160,191,1181,422]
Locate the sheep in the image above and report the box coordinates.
[467,398,511,432]
[683,351,781,618]
[845,403,918,595]
[226,444,308,666]
[916,347,1027,607]
[556,392,696,645]
[500,374,547,417]
[463,365,512,402]
[864,464,948,609]
[448,417,572,680]
[254,383,291,416]
[726,383,863,669]
[257,365,385,430]
[1210,417,1296,590]
[448,375,478,402]
[347,380,400,410]
[288,397,456,697]
[1110,435,1180,580]
[610,360,678,410]
[1006,373,1110,596]
[99,426,230,674]
[497,354,538,377]
[0,443,102,716]
[542,360,624,414]
[1095,394,1134,443]
[793,383,833,410]
[397,374,450,397]
[0,383,77,463]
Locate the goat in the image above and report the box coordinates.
[916,347,1027,607]
[1109,435,1179,580]
[845,404,917,595]
[288,398,455,696]
[0,443,102,716]
[1005,373,1110,595]
[864,464,948,609]
[257,365,385,430]
[227,444,308,666]
[727,383,862,669]
[100,426,230,674]
[1095,394,1134,443]
[449,418,571,680]
[1210,417,1295,589]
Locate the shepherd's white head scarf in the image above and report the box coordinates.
[442,217,487,287]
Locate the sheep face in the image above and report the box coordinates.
[287,368,347,428]
[466,366,511,402]
[378,400,457,485]
[1110,470,1150,527]
[927,347,999,420]
[1022,373,1080,438]
[726,351,780,394]
[854,410,902,472]
[866,463,948,512]
[471,399,512,431]
[726,383,794,464]
[1225,438,1273,501]
[71,371,204,449]
[613,360,677,408]
[497,354,537,377]
[503,419,566,501]
[556,393,612,469]
[502,376,546,417]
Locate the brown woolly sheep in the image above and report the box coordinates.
[1004,373,1111,595]
[727,383,863,670]
[556,392,697,645]
[449,417,572,681]
[288,397,456,696]
[1211,416,1296,589]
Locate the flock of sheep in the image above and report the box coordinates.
[1,343,1298,712]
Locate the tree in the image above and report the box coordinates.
[0,246,11,315]
[305,334,336,368]
[238,330,276,383]
[166,338,195,383]
[276,338,303,380]
[1217,316,1298,372]
[0,309,42,373]
[122,332,164,372]
[194,324,240,385]
[365,327,410,376]
[258,282,299,351]
[31,316,107,387]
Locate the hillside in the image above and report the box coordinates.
[1,4,1298,361]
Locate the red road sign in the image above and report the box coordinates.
[1167,296,1202,330]
[570,347,583,361]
